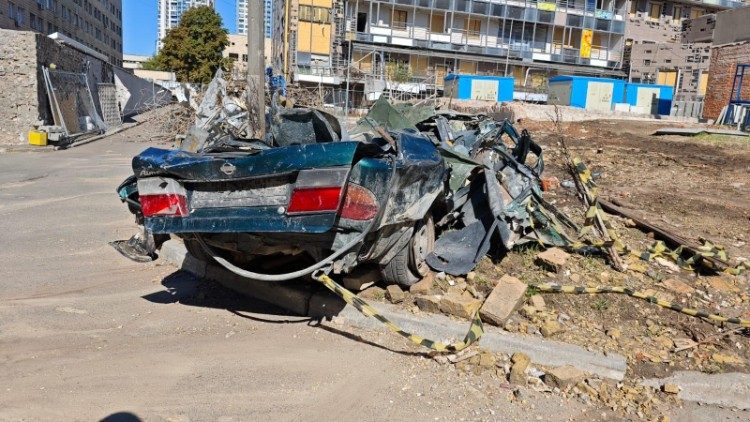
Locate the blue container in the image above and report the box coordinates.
[548,75,625,111]
[625,83,674,115]
[444,74,514,102]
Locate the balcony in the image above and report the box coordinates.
[352,29,622,69]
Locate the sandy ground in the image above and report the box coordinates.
[0,115,746,421]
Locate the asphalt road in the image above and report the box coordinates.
[0,132,743,421]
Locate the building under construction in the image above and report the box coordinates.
[276,0,636,105]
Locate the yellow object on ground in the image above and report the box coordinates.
[28,130,48,146]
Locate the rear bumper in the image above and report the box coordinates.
[144,207,338,234]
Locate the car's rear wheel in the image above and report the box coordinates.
[382,214,435,287]
[183,236,213,264]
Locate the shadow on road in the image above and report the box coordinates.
[100,412,142,422]
[142,270,307,320]
[142,270,430,357]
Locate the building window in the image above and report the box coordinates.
[644,59,651,66]
[649,2,662,21]
[430,13,444,33]
[690,7,704,19]
[299,5,329,24]
[465,17,481,38]
[672,5,682,24]
[392,10,407,29]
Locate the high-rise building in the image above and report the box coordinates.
[0,0,123,66]
[157,0,215,50]
[237,0,273,38]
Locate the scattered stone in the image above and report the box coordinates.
[540,176,560,191]
[654,335,674,350]
[544,365,586,390]
[529,294,546,310]
[509,352,531,385]
[342,269,380,291]
[660,278,695,295]
[479,275,527,326]
[478,352,497,368]
[711,353,744,365]
[672,337,698,350]
[535,247,570,272]
[606,328,621,340]
[359,286,386,300]
[466,284,483,300]
[662,384,680,394]
[439,292,482,319]
[447,284,466,297]
[447,349,478,364]
[466,271,476,282]
[385,284,406,303]
[540,320,562,337]
[409,274,435,295]
[707,277,740,294]
[570,273,581,283]
[436,272,447,280]
[414,295,442,313]
[519,305,538,319]
[655,257,680,272]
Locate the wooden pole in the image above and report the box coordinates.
[247,0,266,139]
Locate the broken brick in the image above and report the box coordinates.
[535,247,570,272]
[480,275,527,326]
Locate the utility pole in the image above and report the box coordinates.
[247,0,266,139]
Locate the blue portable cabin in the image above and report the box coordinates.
[548,75,625,112]
[444,74,514,102]
[625,83,674,115]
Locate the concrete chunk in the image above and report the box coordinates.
[439,292,482,319]
[409,273,435,295]
[510,352,531,384]
[535,247,570,272]
[545,365,586,389]
[385,284,406,304]
[480,275,527,326]
[415,295,442,313]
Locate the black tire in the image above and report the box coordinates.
[183,237,213,264]
[381,214,435,287]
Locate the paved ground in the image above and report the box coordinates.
[0,130,745,421]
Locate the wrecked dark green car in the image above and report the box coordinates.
[114,99,573,286]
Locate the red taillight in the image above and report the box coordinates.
[340,184,378,220]
[140,194,189,217]
[287,187,342,213]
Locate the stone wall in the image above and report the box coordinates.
[0,30,40,144]
[703,41,750,120]
[0,28,112,145]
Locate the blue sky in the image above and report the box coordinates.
[123,0,237,56]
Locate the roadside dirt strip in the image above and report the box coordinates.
[161,239,628,380]
[161,239,750,410]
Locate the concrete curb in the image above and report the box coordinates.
[642,371,750,410]
[160,239,627,380]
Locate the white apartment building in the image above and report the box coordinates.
[157,0,214,50]
[237,0,273,37]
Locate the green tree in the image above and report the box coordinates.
[151,6,230,83]
[140,56,161,71]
